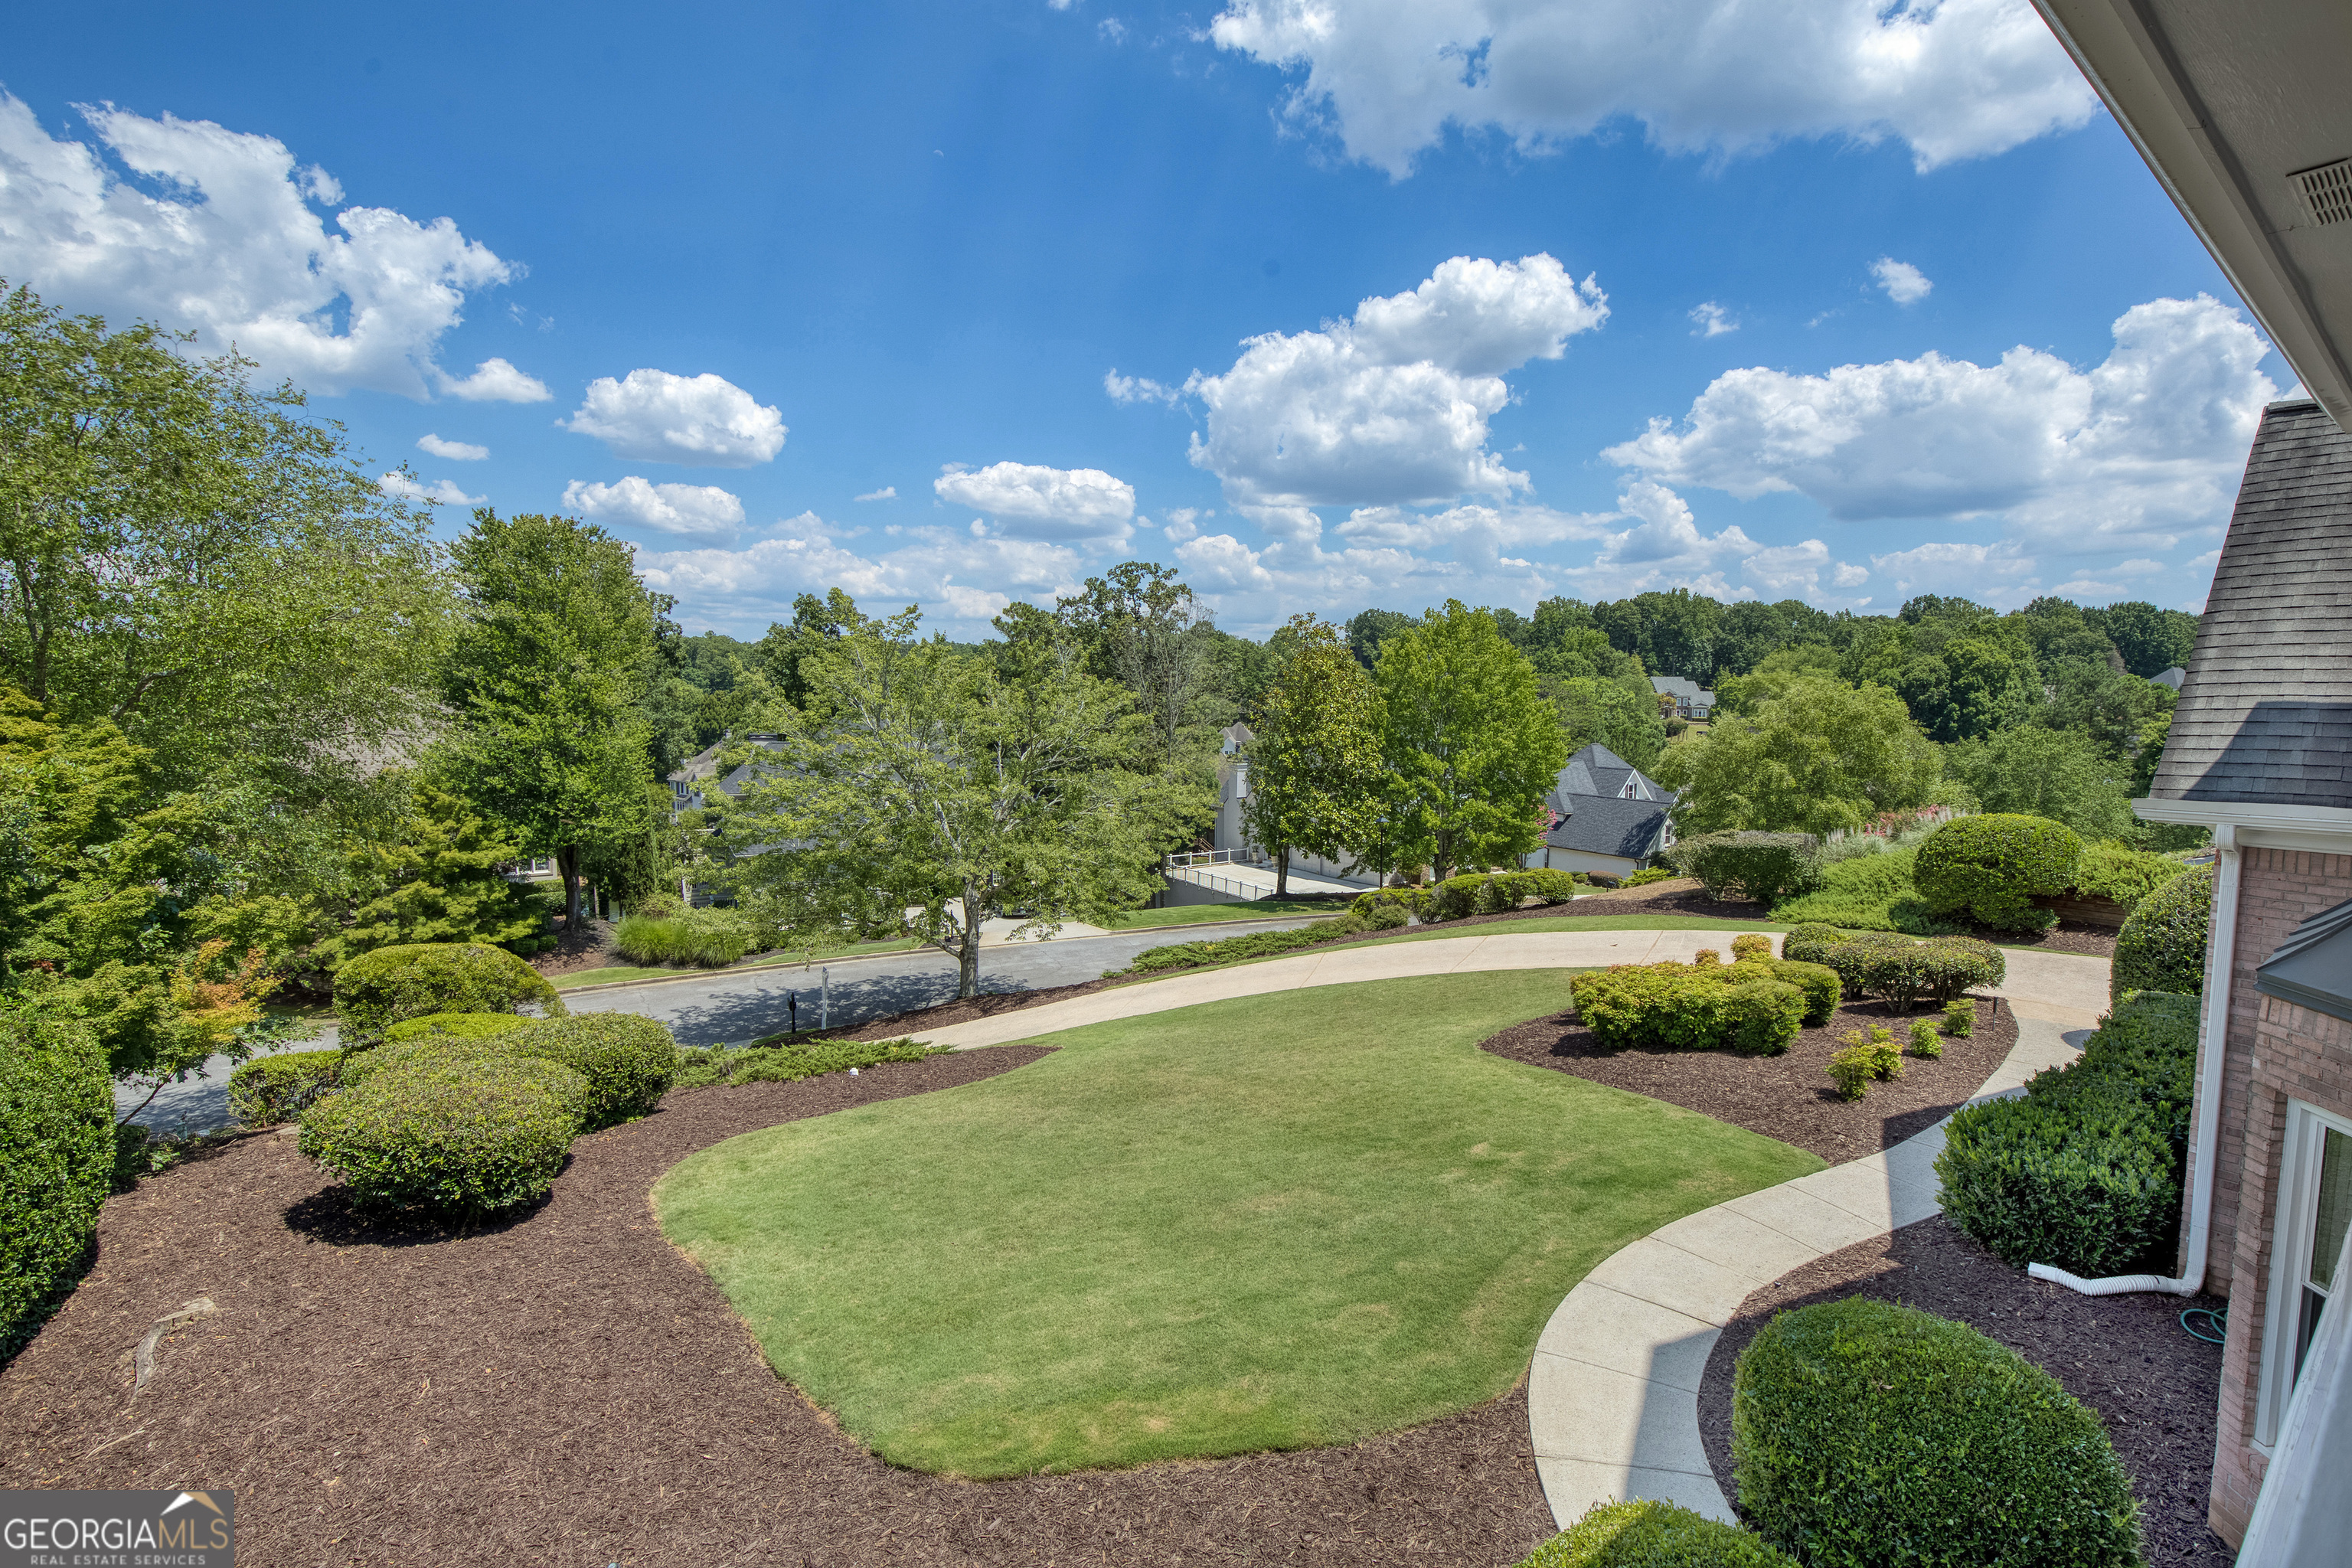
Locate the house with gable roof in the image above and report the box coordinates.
[1521,742,1678,880]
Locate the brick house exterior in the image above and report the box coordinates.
[2135,400,2352,1547]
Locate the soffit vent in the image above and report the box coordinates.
[2289,158,2352,227]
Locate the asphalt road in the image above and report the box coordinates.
[116,916,1319,1133]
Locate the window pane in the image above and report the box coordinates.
[2314,1127,2352,1293]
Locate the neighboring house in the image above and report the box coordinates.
[666,733,786,816]
[1523,743,1677,879]
[2154,665,2189,691]
[1650,675,1715,720]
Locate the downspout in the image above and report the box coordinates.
[2030,822,2239,1298]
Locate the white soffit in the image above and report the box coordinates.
[2032,0,2352,433]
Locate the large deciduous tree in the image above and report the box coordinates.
[1371,602,1565,882]
[1242,616,1383,896]
[1655,677,1945,836]
[1946,727,2138,841]
[1547,675,1668,772]
[716,611,1208,999]
[437,511,665,929]
[1055,562,1217,757]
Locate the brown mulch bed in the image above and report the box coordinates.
[2,1050,1555,1568]
[1696,1215,2231,1568]
[1481,995,2018,1165]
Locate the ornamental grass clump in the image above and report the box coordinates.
[1733,1298,2144,1568]
[612,910,758,969]
[1514,1499,1797,1567]
[1913,813,2082,932]
[299,1051,590,1217]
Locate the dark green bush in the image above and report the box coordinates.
[1677,832,1822,904]
[299,1052,589,1216]
[1359,897,1410,931]
[227,1049,342,1125]
[1514,1500,1795,1567]
[1914,814,2082,930]
[1122,922,1344,974]
[338,1032,531,1092]
[1723,979,1808,1056]
[672,1034,942,1089]
[2,1012,113,1356]
[1733,1298,2144,1568]
[333,942,567,1041]
[1351,887,1431,923]
[1788,929,2003,1007]
[1778,923,1851,964]
[510,1013,680,1128]
[1764,959,1841,1025]
[2110,866,2212,1003]
[2073,841,2191,910]
[1935,991,2197,1275]
[381,1011,539,1044]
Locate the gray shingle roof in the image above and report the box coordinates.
[1544,794,1673,860]
[2149,400,2352,811]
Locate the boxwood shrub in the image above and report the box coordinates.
[1733,1298,2143,1568]
[1935,991,2197,1275]
[1763,959,1841,1025]
[381,1011,540,1044]
[1572,963,1808,1057]
[1779,926,2002,1007]
[299,1052,590,1216]
[227,1048,343,1125]
[1914,814,2082,930]
[2,1013,113,1356]
[333,942,567,1042]
[509,1013,680,1128]
[1514,1500,1795,1567]
[2110,866,2213,1003]
[2072,841,2192,910]
[1675,831,1823,905]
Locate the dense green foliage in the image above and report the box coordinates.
[1733,1298,2143,1567]
[380,1011,539,1044]
[299,1050,589,1216]
[1547,675,1667,773]
[1571,959,1809,1056]
[332,942,566,1041]
[1672,832,1822,904]
[1514,1501,1796,1568]
[1948,726,2138,840]
[1782,926,2004,1005]
[674,1035,942,1089]
[1122,922,1343,975]
[310,781,551,967]
[1913,814,2082,929]
[0,1011,112,1354]
[2112,867,2213,1001]
[508,1012,679,1128]
[1655,678,1944,837]
[226,1048,342,1125]
[1936,991,2199,1275]
[1242,617,1383,895]
[1767,844,1933,931]
[2071,841,2193,910]
[613,910,758,968]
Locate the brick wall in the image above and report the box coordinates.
[2201,848,2352,1545]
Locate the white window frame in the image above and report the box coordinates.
[2256,1097,2352,1449]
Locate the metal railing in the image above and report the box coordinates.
[1166,848,1256,871]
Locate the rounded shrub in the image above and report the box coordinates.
[2111,865,2213,1003]
[1733,1298,2143,1568]
[227,1048,343,1125]
[333,942,567,1042]
[299,1052,590,1216]
[509,1012,680,1129]
[1514,1499,1795,1567]
[338,1032,535,1093]
[2,1013,113,1354]
[1799,932,2003,1008]
[1570,963,1805,1056]
[381,1011,540,1045]
[1765,959,1841,1025]
[1723,978,1807,1057]
[1677,831,1824,906]
[1913,814,2082,930]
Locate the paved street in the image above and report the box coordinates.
[116,916,1319,1132]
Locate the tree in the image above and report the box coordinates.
[1547,676,1668,771]
[0,283,452,801]
[1370,602,1566,881]
[437,511,665,928]
[757,588,871,711]
[1893,635,2037,743]
[2038,659,2174,759]
[1592,589,1723,683]
[1654,678,1945,836]
[1946,727,2138,841]
[310,779,548,968]
[717,612,1209,999]
[2087,600,2199,678]
[1715,599,1835,676]
[1241,617,1383,896]
[1345,608,1415,671]
[1054,562,1217,757]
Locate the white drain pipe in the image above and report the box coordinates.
[2029,823,2238,1298]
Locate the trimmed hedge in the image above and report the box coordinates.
[1935,991,2198,1276]
[227,1049,342,1125]
[674,1035,942,1090]
[338,1032,531,1093]
[1423,869,1583,921]
[1914,814,2082,931]
[2111,866,2212,1003]
[2072,841,2192,910]
[381,1011,539,1044]
[2,1013,113,1357]
[333,942,566,1041]
[509,1013,680,1128]
[1781,926,2002,1007]
[1572,962,1808,1057]
[1121,921,1343,975]
[299,1051,589,1216]
[1675,831,1822,905]
[1764,959,1840,1026]
[1733,1298,2144,1568]
[1514,1500,1796,1567]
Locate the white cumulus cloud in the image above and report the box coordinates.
[417,433,488,461]
[854,485,897,501]
[379,473,485,507]
[1186,253,1607,510]
[439,356,551,403]
[933,461,1137,541]
[1207,0,2098,178]
[0,94,514,398]
[1603,295,2277,552]
[1871,257,1933,305]
[563,369,787,467]
[1690,301,1737,337]
[561,476,746,543]
[1105,368,1183,405]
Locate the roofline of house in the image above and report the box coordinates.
[2135,795,2352,851]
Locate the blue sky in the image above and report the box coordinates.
[1,0,2285,638]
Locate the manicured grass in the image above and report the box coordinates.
[655,971,1821,1478]
[1105,898,1346,929]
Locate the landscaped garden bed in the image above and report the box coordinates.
[1695,1214,2230,1568]
[1483,994,2016,1164]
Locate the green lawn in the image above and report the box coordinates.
[1105,898,1346,929]
[655,970,1821,1477]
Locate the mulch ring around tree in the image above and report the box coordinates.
[0,1050,1557,1568]
[1481,995,2019,1165]
[1696,1214,2232,1568]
